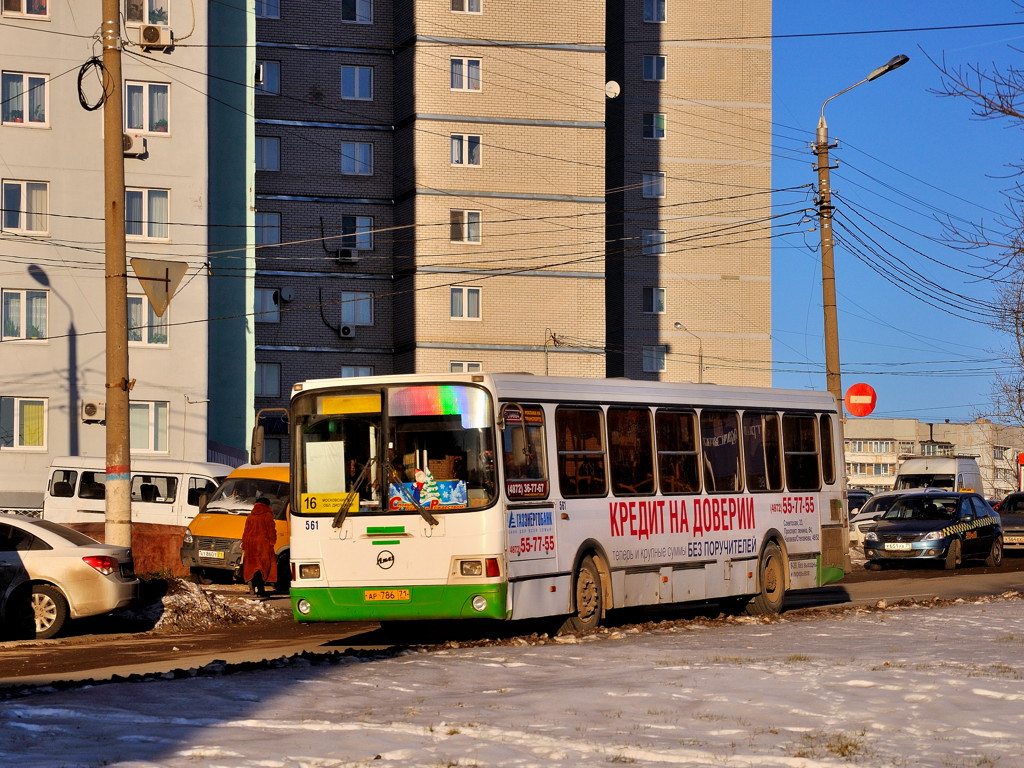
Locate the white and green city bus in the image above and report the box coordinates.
[287,373,848,630]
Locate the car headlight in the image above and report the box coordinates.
[864,531,878,542]
[182,529,193,545]
[921,531,943,542]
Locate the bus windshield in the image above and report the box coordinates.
[297,384,497,515]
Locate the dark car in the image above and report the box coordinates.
[862,490,1003,570]
[846,488,873,515]
[995,492,1024,553]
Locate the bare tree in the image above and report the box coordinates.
[928,27,1024,423]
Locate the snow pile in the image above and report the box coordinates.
[148,580,276,632]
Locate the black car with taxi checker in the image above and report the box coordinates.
[862,490,1003,570]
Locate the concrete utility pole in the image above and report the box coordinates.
[101,1,133,547]
[814,54,908,418]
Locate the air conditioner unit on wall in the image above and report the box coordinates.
[81,401,106,423]
[123,132,147,157]
[138,24,173,49]
[340,325,357,339]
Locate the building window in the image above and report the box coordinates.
[342,365,373,378]
[1,180,47,233]
[341,66,373,100]
[643,345,667,373]
[255,61,280,95]
[256,137,281,171]
[643,55,666,81]
[1,72,47,125]
[130,401,169,452]
[642,171,666,198]
[125,81,169,133]
[451,0,481,12]
[256,212,281,246]
[450,58,481,91]
[641,229,666,257]
[450,361,482,373]
[341,142,373,175]
[450,210,481,243]
[3,0,48,17]
[642,287,665,314]
[0,396,46,448]
[341,291,373,326]
[256,362,281,398]
[255,288,280,323]
[255,0,279,18]
[897,440,915,454]
[341,215,373,250]
[643,112,666,139]
[127,295,168,345]
[2,289,47,340]
[341,0,372,23]
[451,134,481,166]
[125,188,169,239]
[643,0,665,23]
[126,0,169,24]
[450,287,481,320]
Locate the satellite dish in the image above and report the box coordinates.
[605,80,621,99]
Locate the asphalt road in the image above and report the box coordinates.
[2,554,1023,690]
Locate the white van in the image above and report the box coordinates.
[893,455,985,496]
[42,457,233,574]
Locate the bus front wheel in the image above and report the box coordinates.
[746,542,785,616]
[559,555,603,634]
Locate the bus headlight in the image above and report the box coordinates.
[182,528,193,545]
[460,560,483,576]
[296,599,312,615]
[471,595,488,612]
[298,563,321,579]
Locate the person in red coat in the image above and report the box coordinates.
[242,497,278,597]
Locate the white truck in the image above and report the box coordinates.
[893,455,985,496]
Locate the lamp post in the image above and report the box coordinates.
[673,322,704,383]
[815,54,908,415]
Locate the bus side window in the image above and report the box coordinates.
[655,410,700,494]
[700,410,741,493]
[819,414,836,485]
[742,411,783,492]
[555,407,607,498]
[783,414,821,491]
[607,407,654,496]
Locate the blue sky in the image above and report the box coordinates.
[771,1,1024,422]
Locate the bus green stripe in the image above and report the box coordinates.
[366,526,406,535]
[371,540,401,545]
[291,583,508,621]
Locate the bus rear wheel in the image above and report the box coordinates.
[559,555,602,634]
[746,542,785,616]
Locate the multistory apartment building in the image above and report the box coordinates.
[0,1,251,509]
[606,1,773,383]
[253,0,773,459]
[843,417,1024,498]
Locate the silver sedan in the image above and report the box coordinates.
[0,515,139,639]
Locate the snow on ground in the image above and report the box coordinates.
[2,593,1024,768]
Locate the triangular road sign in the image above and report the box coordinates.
[130,258,188,317]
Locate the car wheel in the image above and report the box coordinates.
[746,542,786,616]
[944,538,962,571]
[558,555,602,633]
[985,536,1004,568]
[190,567,214,585]
[30,585,69,640]
[865,560,883,571]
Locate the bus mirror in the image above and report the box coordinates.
[251,424,265,465]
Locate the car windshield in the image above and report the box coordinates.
[858,494,903,517]
[1000,495,1024,513]
[27,518,103,547]
[207,478,289,519]
[882,496,958,521]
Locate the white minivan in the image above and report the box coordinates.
[893,456,985,496]
[42,457,233,574]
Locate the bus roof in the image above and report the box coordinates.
[291,373,838,412]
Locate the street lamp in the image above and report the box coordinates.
[815,54,908,415]
[673,322,704,383]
